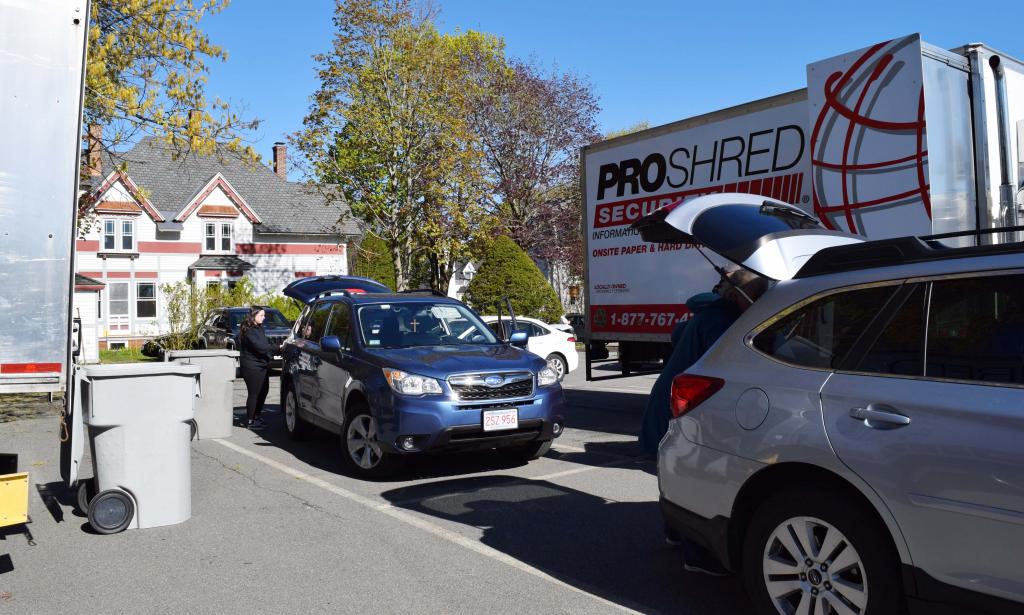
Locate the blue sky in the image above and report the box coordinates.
[202,0,1021,175]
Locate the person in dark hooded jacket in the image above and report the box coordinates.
[639,268,769,576]
[639,289,740,455]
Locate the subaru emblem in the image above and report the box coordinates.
[484,375,504,388]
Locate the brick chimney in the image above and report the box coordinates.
[86,124,102,176]
[272,142,287,179]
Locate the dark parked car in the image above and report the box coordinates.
[280,275,566,479]
[198,306,293,361]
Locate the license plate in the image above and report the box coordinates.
[482,408,518,432]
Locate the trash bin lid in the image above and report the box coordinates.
[164,349,240,359]
[80,363,202,378]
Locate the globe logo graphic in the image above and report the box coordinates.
[810,37,931,235]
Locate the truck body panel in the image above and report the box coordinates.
[0,0,89,392]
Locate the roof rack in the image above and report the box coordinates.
[396,288,449,298]
[794,226,1024,279]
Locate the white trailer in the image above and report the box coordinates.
[0,0,90,393]
[581,33,1024,379]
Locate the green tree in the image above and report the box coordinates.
[352,232,397,290]
[294,0,503,290]
[465,236,563,322]
[85,0,257,158]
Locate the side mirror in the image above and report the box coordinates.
[320,335,342,352]
[509,331,528,348]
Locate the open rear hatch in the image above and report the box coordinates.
[283,275,391,304]
[631,193,865,280]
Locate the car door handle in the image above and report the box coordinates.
[849,404,911,428]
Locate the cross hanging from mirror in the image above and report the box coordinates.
[409,318,420,332]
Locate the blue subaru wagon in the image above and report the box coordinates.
[280,276,566,478]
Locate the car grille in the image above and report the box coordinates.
[268,335,287,350]
[448,372,534,401]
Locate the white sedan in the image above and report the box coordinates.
[479,316,579,380]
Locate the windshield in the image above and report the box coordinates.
[357,302,499,348]
[229,308,291,330]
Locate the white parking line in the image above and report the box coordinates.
[532,456,645,482]
[215,439,644,615]
[551,442,587,453]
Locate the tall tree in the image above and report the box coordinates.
[470,60,600,260]
[85,0,257,159]
[294,0,503,290]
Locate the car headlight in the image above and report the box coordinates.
[537,366,559,387]
[383,368,443,396]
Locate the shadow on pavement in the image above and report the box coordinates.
[562,389,649,438]
[240,405,555,483]
[380,475,751,615]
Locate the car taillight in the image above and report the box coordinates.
[670,375,724,418]
[567,336,576,343]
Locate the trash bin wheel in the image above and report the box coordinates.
[76,477,96,514]
[88,489,135,534]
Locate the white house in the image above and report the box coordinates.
[74,137,357,350]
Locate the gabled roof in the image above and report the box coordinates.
[92,169,166,222]
[93,138,358,236]
[173,172,262,224]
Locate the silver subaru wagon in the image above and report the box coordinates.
[637,193,1024,615]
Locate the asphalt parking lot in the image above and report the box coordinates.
[0,354,753,614]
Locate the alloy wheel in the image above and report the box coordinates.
[346,415,382,470]
[547,355,566,380]
[762,516,868,615]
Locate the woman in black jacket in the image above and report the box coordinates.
[238,306,273,430]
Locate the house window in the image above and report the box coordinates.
[204,222,233,253]
[103,220,116,250]
[108,282,129,316]
[96,290,103,319]
[121,220,134,250]
[221,223,232,252]
[101,219,134,252]
[136,282,156,318]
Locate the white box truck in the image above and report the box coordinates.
[581,33,1024,378]
[0,0,90,393]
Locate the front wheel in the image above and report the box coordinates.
[498,439,552,464]
[340,401,402,479]
[545,354,568,381]
[742,487,902,615]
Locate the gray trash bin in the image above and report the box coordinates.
[77,362,200,533]
[164,349,239,439]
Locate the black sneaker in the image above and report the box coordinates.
[247,420,265,431]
